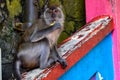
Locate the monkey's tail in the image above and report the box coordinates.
[14,59,22,80]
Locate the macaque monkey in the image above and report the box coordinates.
[14,5,67,79]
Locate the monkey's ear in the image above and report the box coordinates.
[30,32,45,42]
[59,5,62,9]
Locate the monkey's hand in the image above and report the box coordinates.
[30,31,45,42]
[30,23,61,42]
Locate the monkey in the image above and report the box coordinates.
[14,5,67,80]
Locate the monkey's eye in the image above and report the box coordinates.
[54,9,58,13]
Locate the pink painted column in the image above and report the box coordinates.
[85,0,120,80]
[113,0,120,80]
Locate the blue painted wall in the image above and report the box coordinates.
[59,33,114,80]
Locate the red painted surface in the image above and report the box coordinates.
[85,0,120,80]
[40,16,114,80]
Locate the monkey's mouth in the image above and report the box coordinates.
[51,18,56,22]
[50,19,56,24]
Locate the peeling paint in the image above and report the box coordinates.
[24,69,44,80]
[59,16,110,57]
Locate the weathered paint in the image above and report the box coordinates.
[59,33,114,80]
[23,16,114,80]
[85,0,120,79]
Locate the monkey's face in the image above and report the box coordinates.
[44,6,64,26]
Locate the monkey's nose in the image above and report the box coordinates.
[52,14,56,18]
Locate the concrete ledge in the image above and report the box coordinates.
[23,15,114,80]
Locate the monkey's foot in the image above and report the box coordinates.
[58,59,67,69]
[21,72,28,80]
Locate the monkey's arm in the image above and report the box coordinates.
[30,23,61,42]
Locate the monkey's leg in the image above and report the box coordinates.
[51,45,67,69]
[39,39,53,69]
[14,59,22,80]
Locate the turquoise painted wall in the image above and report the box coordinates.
[59,33,114,80]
